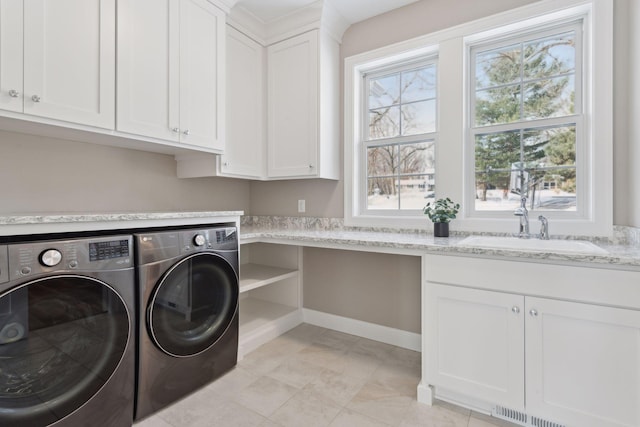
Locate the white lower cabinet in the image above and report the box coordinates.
[424,255,640,427]
[238,243,302,357]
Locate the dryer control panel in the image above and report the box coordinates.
[179,227,237,254]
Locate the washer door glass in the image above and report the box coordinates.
[149,253,238,357]
[0,276,130,426]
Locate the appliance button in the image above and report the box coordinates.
[68,260,79,269]
[193,234,206,247]
[21,266,31,275]
[40,249,62,267]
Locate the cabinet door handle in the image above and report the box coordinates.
[529,309,538,317]
[183,129,190,136]
[31,95,41,102]
[512,306,520,314]
[172,127,180,132]
[8,89,19,98]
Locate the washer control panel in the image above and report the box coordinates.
[7,236,132,280]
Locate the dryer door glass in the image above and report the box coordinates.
[0,276,130,426]
[149,252,239,357]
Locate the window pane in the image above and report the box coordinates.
[367,145,397,177]
[475,131,522,211]
[399,175,435,209]
[475,43,521,90]
[399,141,435,174]
[402,100,436,135]
[402,66,436,102]
[475,85,521,126]
[369,74,399,108]
[524,32,575,80]
[367,177,398,210]
[523,75,574,120]
[369,106,400,139]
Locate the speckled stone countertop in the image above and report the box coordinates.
[240,216,640,269]
[0,211,244,236]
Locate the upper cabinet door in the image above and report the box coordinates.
[23,0,115,129]
[117,0,179,142]
[179,0,225,150]
[267,30,319,178]
[0,0,23,113]
[222,26,265,178]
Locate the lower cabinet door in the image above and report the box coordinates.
[426,283,525,410]
[525,297,640,427]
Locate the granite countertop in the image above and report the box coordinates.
[0,211,244,236]
[240,217,640,269]
[0,212,638,268]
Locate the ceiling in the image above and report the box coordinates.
[235,0,420,25]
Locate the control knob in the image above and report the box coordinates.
[193,234,206,247]
[40,249,62,267]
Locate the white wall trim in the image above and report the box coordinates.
[302,308,421,352]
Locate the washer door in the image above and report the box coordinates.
[0,275,130,426]
[148,252,238,357]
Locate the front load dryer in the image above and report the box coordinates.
[0,235,135,427]
[134,226,239,420]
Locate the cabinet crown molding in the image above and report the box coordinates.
[228,0,349,46]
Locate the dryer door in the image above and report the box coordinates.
[0,275,130,426]
[148,252,239,357]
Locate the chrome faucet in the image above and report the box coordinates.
[514,196,529,238]
[538,215,549,240]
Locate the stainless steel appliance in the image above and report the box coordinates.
[0,235,135,427]
[134,226,239,420]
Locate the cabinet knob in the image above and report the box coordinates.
[31,95,41,102]
[308,164,314,169]
[529,309,538,317]
[512,306,520,314]
[183,129,190,136]
[8,89,19,98]
[223,161,229,167]
[172,127,180,132]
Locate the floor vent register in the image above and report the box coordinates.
[492,406,566,427]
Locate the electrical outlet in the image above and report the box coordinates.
[297,199,306,213]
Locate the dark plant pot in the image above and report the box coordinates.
[433,222,449,237]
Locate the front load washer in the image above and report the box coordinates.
[0,235,135,427]
[134,226,239,420]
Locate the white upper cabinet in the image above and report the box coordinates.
[267,29,339,180]
[219,25,265,178]
[117,0,225,152]
[1,0,115,128]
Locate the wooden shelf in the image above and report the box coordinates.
[239,263,298,293]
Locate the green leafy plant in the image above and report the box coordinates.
[423,198,460,223]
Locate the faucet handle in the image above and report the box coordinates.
[538,215,549,240]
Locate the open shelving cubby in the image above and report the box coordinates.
[238,242,303,358]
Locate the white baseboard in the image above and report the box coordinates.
[302,308,421,352]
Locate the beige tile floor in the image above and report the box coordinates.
[135,324,518,427]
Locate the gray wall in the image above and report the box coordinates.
[303,248,422,333]
[0,130,251,214]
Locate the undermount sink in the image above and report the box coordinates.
[456,235,608,255]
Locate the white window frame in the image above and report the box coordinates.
[344,0,612,236]
[361,58,438,217]
[467,20,584,219]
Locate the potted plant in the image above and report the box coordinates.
[423,197,460,237]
